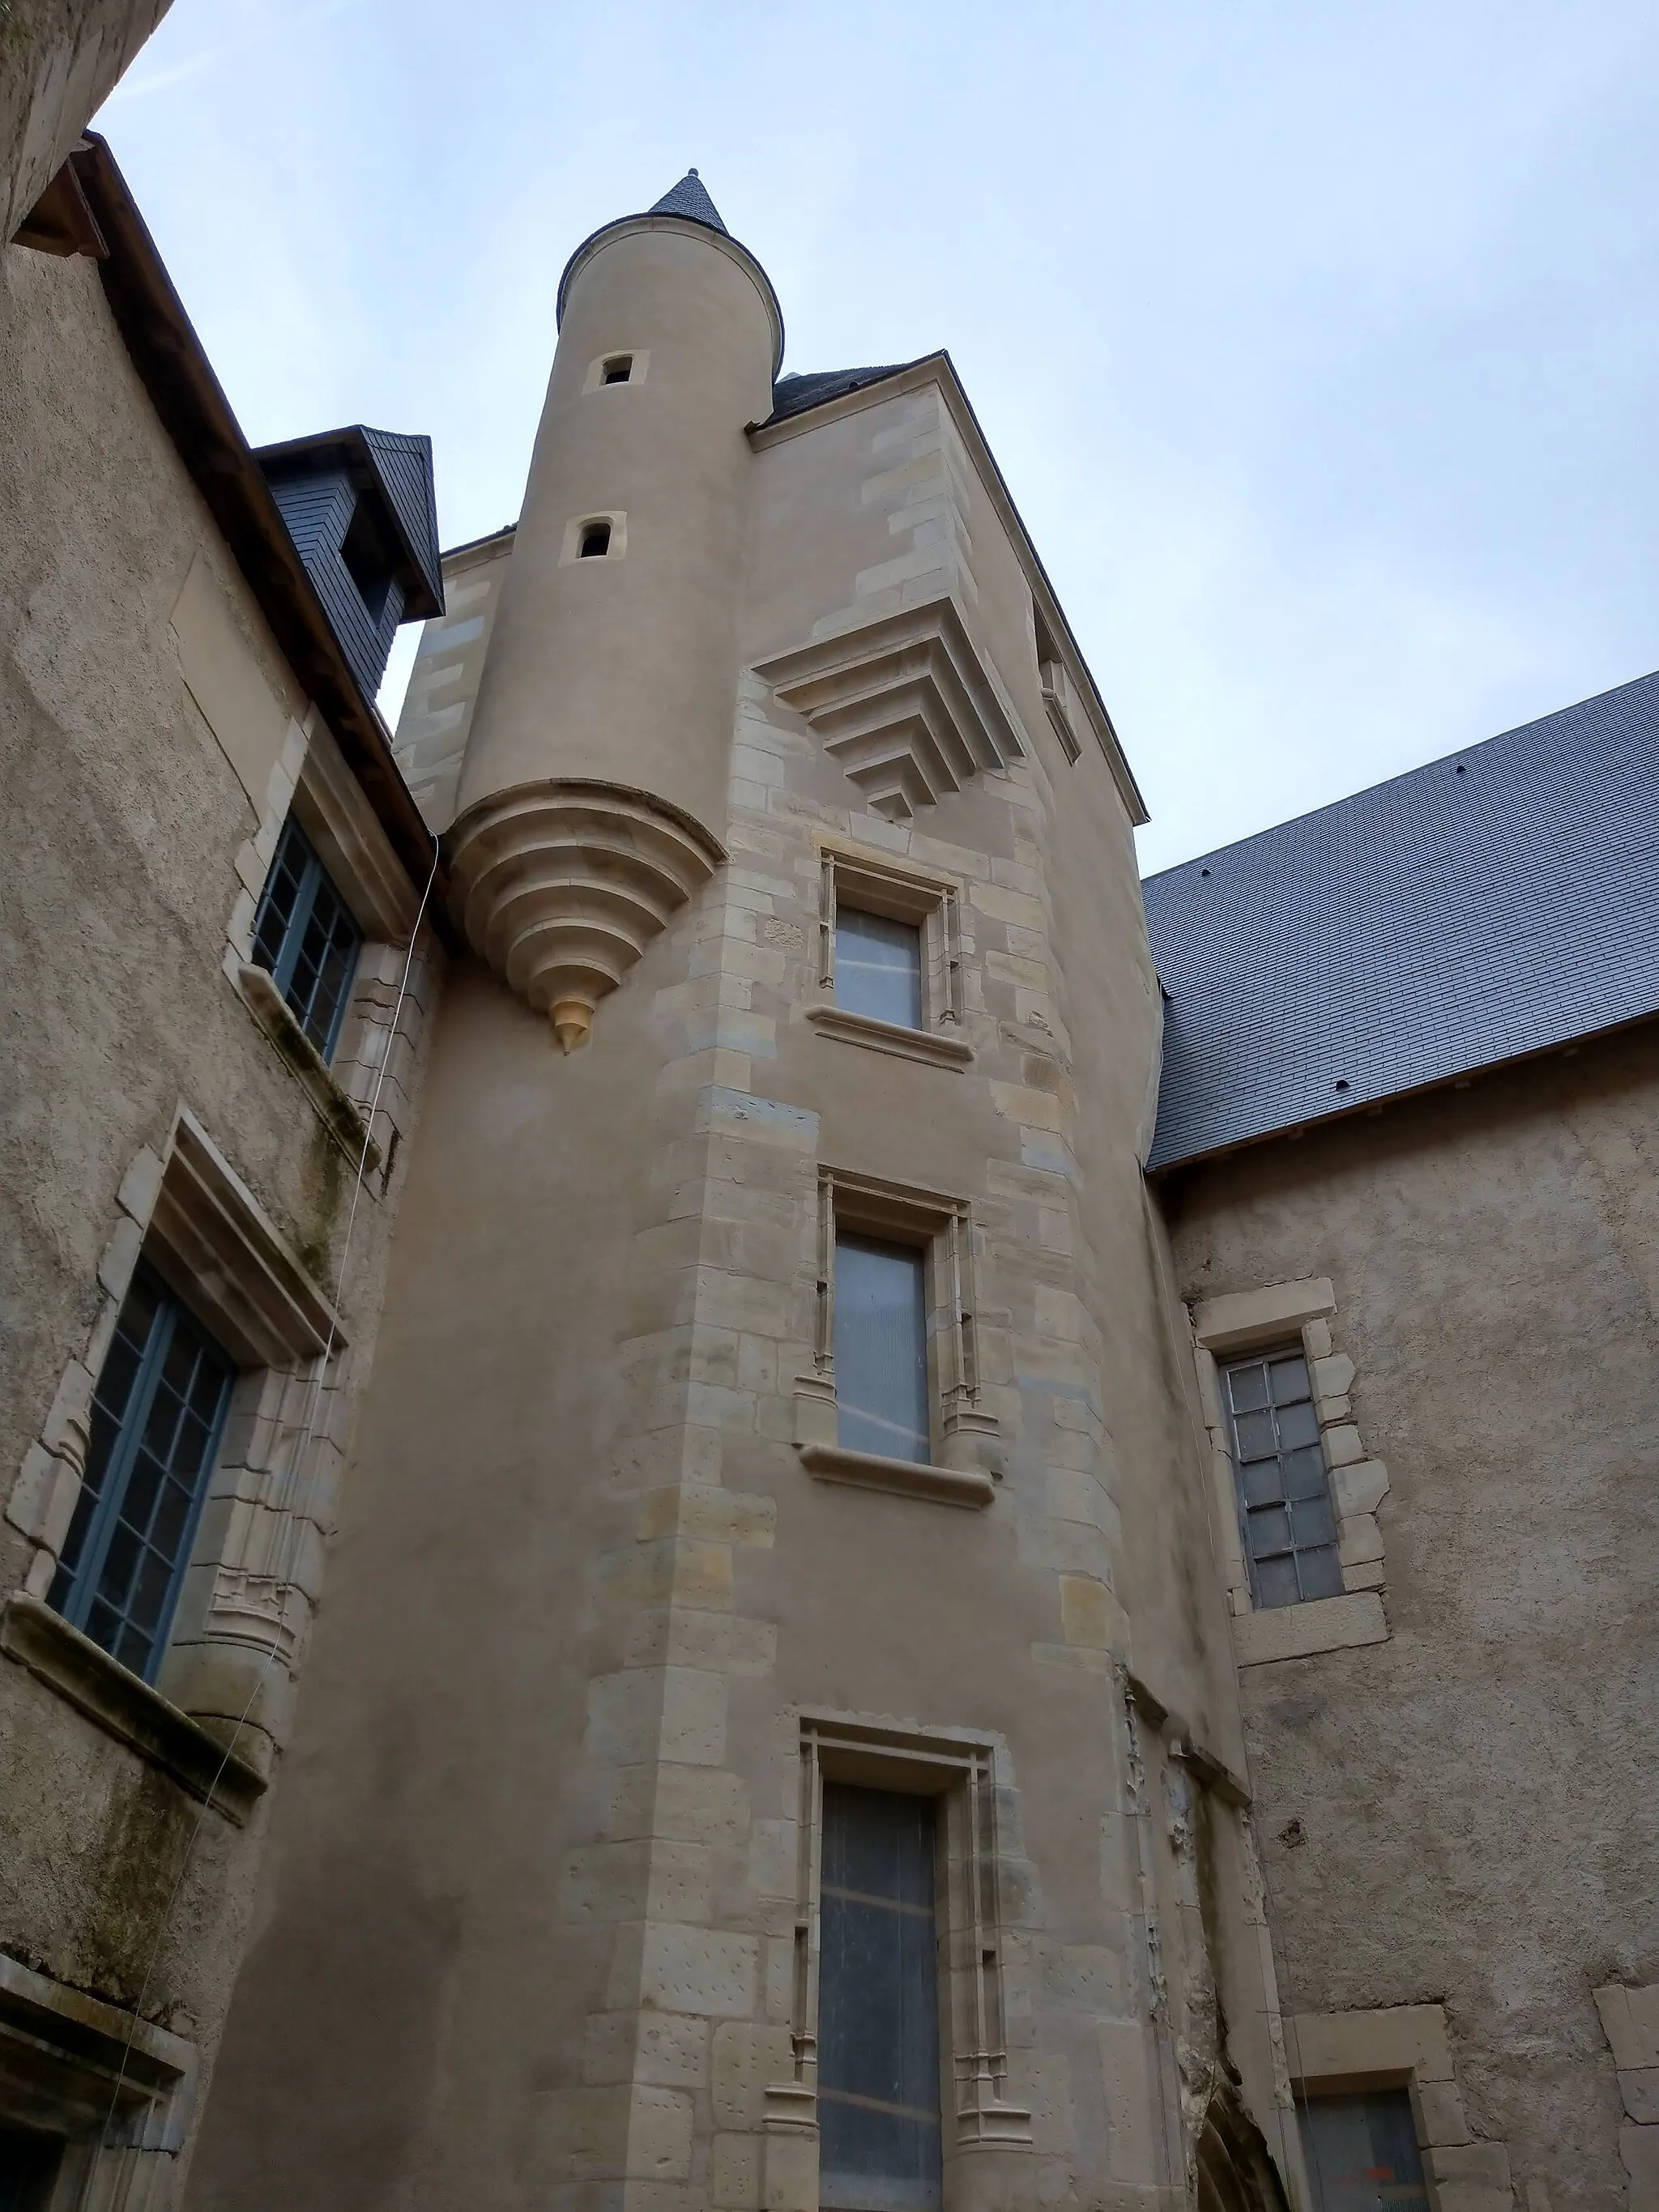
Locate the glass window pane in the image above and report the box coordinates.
[1282,1446,1328,1500]
[1241,1461,1283,1508]
[818,1786,942,2212]
[1254,1554,1301,1608]
[1302,2090,1429,2212]
[1247,1506,1292,1557]
[1226,1362,1269,1414]
[252,816,360,1059]
[1275,1399,1320,1451]
[1269,1356,1310,1405]
[1231,1409,1277,1462]
[1290,1495,1337,1549]
[835,907,923,1030]
[835,1236,930,1465]
[1298,1544,1346,1600]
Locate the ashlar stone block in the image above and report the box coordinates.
[633,1924,759,2019]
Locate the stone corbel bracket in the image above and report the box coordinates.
[446,778,725,1049]
[755,595,1026,820]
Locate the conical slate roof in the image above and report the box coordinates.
[648,168,727,233]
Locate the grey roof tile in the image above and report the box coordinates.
[766,364,911,424]
[648,169,727,233]
[1142,671,1659,1169]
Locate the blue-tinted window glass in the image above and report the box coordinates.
[1301,2091,1430,2212]
[818,1785,942,2212]
[49,1266,233,1685]
[835,907,923,1030]
[1223,1351,1343,1608]
[251,816,362,1060]
[835,1236,929,1465]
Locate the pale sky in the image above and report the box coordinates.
[98,0,1659,872]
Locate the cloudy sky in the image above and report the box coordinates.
[98,0,1659,872]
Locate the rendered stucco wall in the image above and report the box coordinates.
[1161,1026,1659,2208]
[0,237,436,2193]
[0,0,171,244]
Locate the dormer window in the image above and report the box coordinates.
[339,496,394,622]
[578,520,612,559]
[601,356,633,385]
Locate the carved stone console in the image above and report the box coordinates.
[446,778,725,1049]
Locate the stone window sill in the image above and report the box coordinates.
[798,1442,994,1511]
[232,961,380,1172]
[0,1594,267,1822]
[1230,1588,1388,1668]
[805,1002,972,1070]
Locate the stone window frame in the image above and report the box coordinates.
[3,1107,348,1801]
[1286,2003,1513,2207]
[224,710,433,1184]
[804,841,973,1071]
[0,1950,198,2208]
[582,347,650,392]
[793,1168,1000,1509]
[761,1715,1034,2212]
[559,509,629,564]
[1189,1279,1391,1668]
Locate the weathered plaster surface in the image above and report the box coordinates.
[1163,1026,1659,2206]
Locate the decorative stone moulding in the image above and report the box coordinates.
[446,778,724,1050]
[756,596,1025,820]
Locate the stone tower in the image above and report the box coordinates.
[189,175,1303,2210]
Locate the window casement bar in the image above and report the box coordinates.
[776,1723,1031,2147]
[817,853,965,1028]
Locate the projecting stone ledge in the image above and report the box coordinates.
[446,778,725,1049]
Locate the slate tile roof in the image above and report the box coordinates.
[766,364,911,424]
[1142,670,1659,1170]
[648,169,727,233]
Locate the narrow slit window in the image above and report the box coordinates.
[48,1264,234,1685]
[578,520,612,558]
[835,907,923,1030]
[834,1234,929,1464]
[250,815,362,1060]
[1222,1349,1342,1607]
[601,356,633,385]
[818,1784,943,2212]
[1300,2090,1430,2212]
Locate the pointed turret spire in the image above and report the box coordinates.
[647,168,727,235]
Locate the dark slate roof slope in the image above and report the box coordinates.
[649,169,727,232]
[766,364,911,424]
[1143,671,1659,1170]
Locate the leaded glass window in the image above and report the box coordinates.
[49,1266,233,1684]
[1222,1349,1342,1608]
[818,1785,943,2212]
[835,907,923,1030]
[1301,2090,1430,2211]
[250,816,361,1059]
[834,1236,930,1464]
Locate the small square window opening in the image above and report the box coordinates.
[601,356,633,385]
[835,906,923,1030]
[834,1234,930,1465]
[49,1264,234,1684]
[578,520,612,559]
[1222,1349,1342,1607]
[251,815,363,1060]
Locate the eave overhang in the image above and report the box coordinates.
[69,135,455,945]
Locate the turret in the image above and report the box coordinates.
[448,173,782,1047]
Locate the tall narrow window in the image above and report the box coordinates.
[835,907,923,1030]
[818,1785,943,2212]
[49,1266,234,1683]
[251,816,362,1060]
[1222,1349,1341,1606]
[1301,2091,1430,2211]
[834,1235,929,1464]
